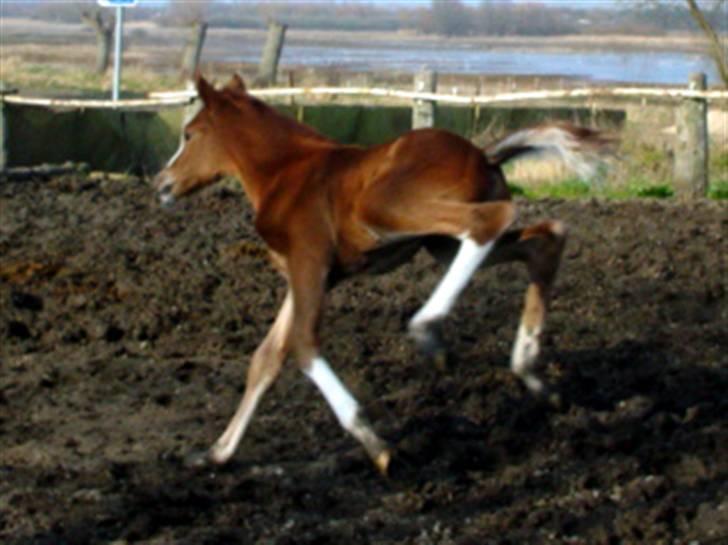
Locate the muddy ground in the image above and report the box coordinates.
[0,175,726,544]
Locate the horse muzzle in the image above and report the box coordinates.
[158,185,177,209]
[154,173,177,209]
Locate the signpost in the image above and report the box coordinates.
[98,0,138,101]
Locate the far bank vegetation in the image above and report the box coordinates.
[4,0,727,38]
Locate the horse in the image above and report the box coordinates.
[153,73,611,475]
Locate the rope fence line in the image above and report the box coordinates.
[1,95,194,110]
[2,85,727,110]
[222,86,728,104]
[0,76,721,198]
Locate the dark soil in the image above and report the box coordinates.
[1,175,726,545]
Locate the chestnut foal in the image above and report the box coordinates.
[154,74,609,475]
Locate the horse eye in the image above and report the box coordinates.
[184,132,191,142]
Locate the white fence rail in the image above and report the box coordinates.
[154,85,728,105]
[2,85,727,110]
[2,95,193,110]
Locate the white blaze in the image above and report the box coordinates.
[166,120,190,168]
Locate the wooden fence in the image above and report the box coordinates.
[1,71,727,198]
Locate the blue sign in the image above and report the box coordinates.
[98,0,138,7]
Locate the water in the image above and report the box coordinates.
[221,44,718,85]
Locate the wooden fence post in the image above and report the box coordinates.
[674,72,709,198]
[181,21,208,80]
[257,20,287,87]
[412,69,437,129]
[0,82,18,173]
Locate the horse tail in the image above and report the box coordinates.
[484,123,616,181]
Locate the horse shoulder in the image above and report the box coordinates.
[254,174,335,257]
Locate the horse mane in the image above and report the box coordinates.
[221,87,333,144]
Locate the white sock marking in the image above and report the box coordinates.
[305,357,359,429]
[511,323,544,393]
[411,237,494,327]
[511,323,541,375]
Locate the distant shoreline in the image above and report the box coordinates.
[0,17,721,89]
[0,17,717,55]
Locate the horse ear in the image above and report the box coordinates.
[225,73,247,93]
[195,72,217,106]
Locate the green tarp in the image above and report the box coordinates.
[5,103,622,172]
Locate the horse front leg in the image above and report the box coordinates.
[186,290,293,468]
[288,249,391,475]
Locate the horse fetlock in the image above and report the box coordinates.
[521,372,546,395]
[511,323,541,374]
[351,415,391,476]
[511,323,547,394]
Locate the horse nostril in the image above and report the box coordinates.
[159,189,176,209]
[156,179,177,208]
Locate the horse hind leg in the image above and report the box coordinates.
[485,221,567,394]
[405,201,517,364]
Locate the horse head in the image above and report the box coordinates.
[153,73,246,207]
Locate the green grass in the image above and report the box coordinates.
[708,180,728,200]
[510,179,727,200]
[634,185,674,198]
[2,57,180,97]
[517,178,592,199]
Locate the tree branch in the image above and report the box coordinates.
[685,0,728,87]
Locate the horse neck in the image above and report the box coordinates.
[219,97,333,210]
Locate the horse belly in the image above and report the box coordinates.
[360,238,424,275]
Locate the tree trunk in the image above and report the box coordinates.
[181,21,208,81]
[81,11,112,74]
[685,0,728,87]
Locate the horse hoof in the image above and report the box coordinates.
[184,449,213,469]
[546,390,563,410]
[409,322,447,368]
[430,348,449,372]
[374,449,392,477]
[521,374,562,409]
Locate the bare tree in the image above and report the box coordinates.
[81,10,113,74]
[685,0,727,87]
[168,0,214,26]
[428,0,472,37]
[180,21,208,80]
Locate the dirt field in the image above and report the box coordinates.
[1,174,726,544]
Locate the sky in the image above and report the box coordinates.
[81,0,625,8]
